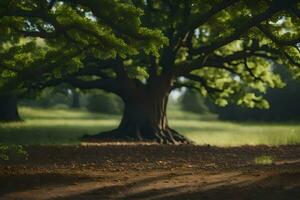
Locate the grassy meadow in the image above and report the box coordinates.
[0,106,300,146]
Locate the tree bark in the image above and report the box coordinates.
[0,94,21,122]
[82,85,191,144]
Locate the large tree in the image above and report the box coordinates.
[0,38,33,121]
[0,0,166,121]
[1,0,300,143]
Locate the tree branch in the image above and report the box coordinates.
[34,75,121,95]
[257,24,300,46]
[66,78,116,91]
[177,0,240,40]
[73,66,110,79]
[183,74,222,93]
[191,1,290,55]
[243,57,265,82]
[283,51,300,68]
[174,54,209,75]
[176,43,282,76]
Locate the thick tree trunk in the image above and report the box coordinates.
[0,94,21,122]
[82,88,191,144]
[70,89,80,108]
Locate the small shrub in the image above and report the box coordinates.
[86,92,123,114]
[255,155,274,165]
[180,90,209,114]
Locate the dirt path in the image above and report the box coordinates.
[1,144,300,199]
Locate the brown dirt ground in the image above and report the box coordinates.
[0,144,300,200]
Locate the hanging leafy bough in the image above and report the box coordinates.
[1,0,300,144]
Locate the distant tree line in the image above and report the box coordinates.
[20,88,123,115]
[18,67,300,121]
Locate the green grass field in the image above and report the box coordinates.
[0,106,300,146]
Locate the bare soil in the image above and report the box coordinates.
[0,144,300,200]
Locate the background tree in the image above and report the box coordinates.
[0,38,39,121]
[70,88,81,108]
[86,91,123,114]
[180,90,209,114]
[0,93,20,121]
[21,86,70,108]
[1,0,300,143]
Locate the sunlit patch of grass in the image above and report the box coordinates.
[0,106,300,146]
[255,155,274,165]
[175,120,300,146]
[19,107,120,120]
[0,107,120,145]
[166,106,217,121]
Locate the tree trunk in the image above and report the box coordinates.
[70,89,80,108]
[82,88,191,144]
[0,94,21,122]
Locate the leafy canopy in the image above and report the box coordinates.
[1,0,300,109]
[0,0,167,93]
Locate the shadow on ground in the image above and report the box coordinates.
[1,171,300,200]
[52,172,300,200]
[1,145,300,200]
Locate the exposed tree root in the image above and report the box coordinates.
[81,127,193,145]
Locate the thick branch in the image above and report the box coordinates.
[183,74,222,93]
[257,24,300,46]
[283,52,300,68]
[177,0,240,40]
[66,78,116,91]
[74,66,110,79]
[83,57,129,79]
[175,45,281,75]
[174,55,209,75]
[192,1,293,55]
[35,76,121,95]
